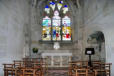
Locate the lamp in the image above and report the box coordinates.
[85,48,95,67]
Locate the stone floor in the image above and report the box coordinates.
[44,68,106,76]
[45,67,68,76]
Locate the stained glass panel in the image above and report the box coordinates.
[43,16,51,26]
[63,5,68,14]
[42,35,51,40]
[52,19,61,26]
[42,27,51,35]
[62,16,70,26]
[62,27,71,40]
[45,5,50,14]
[42,27,51,40]
[52,27,61,40]
[52,11,61,26]
[49,1,55,10]
[57,1,63,10]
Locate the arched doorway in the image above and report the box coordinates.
[87,31,106,62]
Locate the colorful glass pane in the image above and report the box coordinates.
[52,27,61,40]
[49,1,55,10]
[57,3,62,10]
[42,27,51,35]
[42,35,51,40]
[45,5,50,14]
[53,11,61,26]
[42,27,51,40]
[62,16,70,26]
[62,27,71,40]
[43,16,51,26]
[62,35,71,40]
[52,19,61,26]
[63,5,68,14]
[57,1,63,11]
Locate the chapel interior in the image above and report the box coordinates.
[0,0,114,76]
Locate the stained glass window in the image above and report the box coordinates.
[42,0,72,41]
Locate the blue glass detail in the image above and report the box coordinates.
[49,1,52,4]
[53,29,56,38]
[52,2,55,5]
[50,1,55,5]
[59,1,63,4]
[45,5,49,8]
[64,5,68,8]
[53,29,56,35]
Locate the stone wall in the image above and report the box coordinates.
[0,0,114,75]
[0,0,30,75]
[83,0,114,75]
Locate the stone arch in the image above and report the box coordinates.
[87,31,106,62]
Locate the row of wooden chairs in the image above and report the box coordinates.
[3,58,46,76]
[68,61,112,76]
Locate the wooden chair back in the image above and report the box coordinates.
[75,68,88,76]
[92,61,101,69]
[3,64,15,76]
[101,63,112,76]
[13,60,23,68]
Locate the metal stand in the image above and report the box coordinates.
[88,55,92,67]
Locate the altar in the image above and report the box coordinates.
[42,53,72,67]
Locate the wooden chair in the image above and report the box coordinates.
[3,58,45,76]
[3,64,15,76]
[68,61,83,76]
[75,68,88,76]
[13,60,23,76]
[31,58,45,76]
[35,68,43,76]
[92,61,101,69]
[23,60,33,68]
[33,62,44,76]
[22,58,31,61]
[22,68,36,76]
[101,63,112,76]
[94,63,112,76]
[13,60,23,68]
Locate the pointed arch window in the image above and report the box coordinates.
[42,0,72,42]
